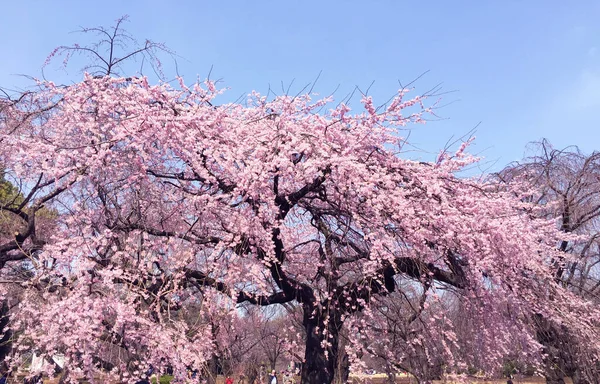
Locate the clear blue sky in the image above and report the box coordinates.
[1,1,599,172]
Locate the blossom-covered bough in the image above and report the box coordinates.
[1,20,599,384]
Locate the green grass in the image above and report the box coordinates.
[151,375,173,384]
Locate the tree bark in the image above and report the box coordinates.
[543,361,565,384]
[57,367,70,384]
[206,354,219,384]
[333,332,349,384]
[384,362,396,384]
[0,300,11,362]
[571,368,590,384]
[300,304,341,384]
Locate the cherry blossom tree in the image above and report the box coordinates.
[349,278,541,382]
[231,305,304,383]
[0,164,59,370]
[1,20,600,384]
[0,173,21,362]
[498,140,600,384]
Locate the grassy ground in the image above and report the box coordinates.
[151,376,174,384]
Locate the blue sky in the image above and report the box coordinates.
[1,1,599,172]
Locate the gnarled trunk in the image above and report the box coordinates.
[300,305,341,384]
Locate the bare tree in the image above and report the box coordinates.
[42,15,172,80]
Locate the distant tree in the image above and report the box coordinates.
[255,308,287,371]
[0,172,18,362]
[0,169,58,364]
[498,139,600,384]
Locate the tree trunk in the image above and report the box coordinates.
[543,364,566,384]
[333,333,349,384]
[206,321,220,384]
[571,367,591,384]
[300,305,341,384]
[57,367,70,384]
[246,366,258,384]
[384,362,396,384]
[0,300,11,362]
[542,347,567,384]
[269,356,277,371]
[206,354,219,384]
